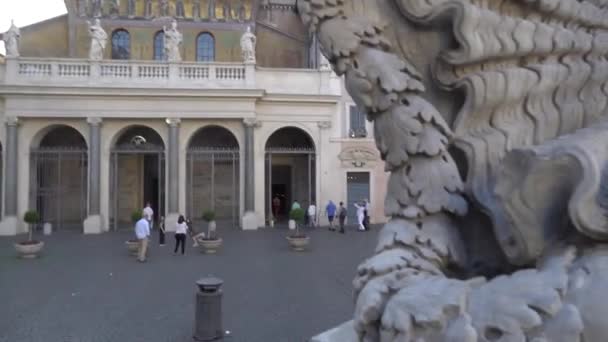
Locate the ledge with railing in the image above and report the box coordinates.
[0,57,342,96]
[1,57,255,89]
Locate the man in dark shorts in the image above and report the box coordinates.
[338,202,347,234]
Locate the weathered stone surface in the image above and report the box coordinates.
[299,0,608,340]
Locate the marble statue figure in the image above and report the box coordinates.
[87,19,107,60]
[240,26,256,63]
[299,0,608,341]
[163,20,182,62]
[3,20,20,58]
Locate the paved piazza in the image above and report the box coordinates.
[0,226,377,342]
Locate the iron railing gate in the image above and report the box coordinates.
[110,148,165,231]
[186,148,239,227]
[265,147,316,223]
[30,148,88,230]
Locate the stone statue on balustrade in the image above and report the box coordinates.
[87,19,107,60]
[240,26,256,63]
[299,0,608,341]
[163,20,182,62]
[2,20,20,58]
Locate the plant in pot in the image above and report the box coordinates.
[125,209,141,256]
[14,210,44,258]
[286,207,310,251]
[199,210,222,254]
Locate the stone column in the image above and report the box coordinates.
[84,117,103,234]
[165,118,181,229]
[0,117,19,235]
[242,118,259,230]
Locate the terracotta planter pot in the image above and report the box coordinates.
[125,240,139,256]
[14,241,44,259]
[199,238,223,254]
[286,235,310,252]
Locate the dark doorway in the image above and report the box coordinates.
[265,127,316,225]
[110,126,165,230]
[347,172,370,225]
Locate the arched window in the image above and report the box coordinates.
[153,31,164,61]
[111,29,130,60]
[196,33,215,62]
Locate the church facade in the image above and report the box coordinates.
[0,0,388,234]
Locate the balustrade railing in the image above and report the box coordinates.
[0,57,341,95]
[3,58,254,88]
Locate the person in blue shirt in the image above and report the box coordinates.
[326,200,337,231]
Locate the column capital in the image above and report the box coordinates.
[317,121,332,129]
[87,117,103,126]
[166,118,181,127]
[5,116,19,127]
[243,118,261,128]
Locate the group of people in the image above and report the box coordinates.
[133,202,207,263]
[286,198,371,233]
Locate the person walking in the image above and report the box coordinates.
[363,199,370,231]
[158,215,166,246]
[143,202,154,231]
[134,214,150,263]
[338,201,347,234]
[353,201,366,231]
[307,203,317,228]
[272,196,281,221]
[326,200,337,231]
[174,215,188,255]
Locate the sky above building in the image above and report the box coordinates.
[1,0,68,54]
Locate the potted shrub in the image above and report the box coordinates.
[199,210,222,254]
[125,209,141,256]
[286,207,310,251]
[14,210,44,258]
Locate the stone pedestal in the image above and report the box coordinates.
[310,321,357,342]
[241,211,258,230]
[164,212,180,232]
[83,215,104,234]
[0,216,19,236]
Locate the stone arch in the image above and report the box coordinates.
[30,125,88,230]
[186,125,240,225]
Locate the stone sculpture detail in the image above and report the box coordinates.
[240,26,256,63]
[87,19,107,60]
[299,0,608,341]
[3,20,20,58]
[163,20,182,62]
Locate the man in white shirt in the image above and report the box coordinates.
[135,215,150,262]
[307,203,317,227]
[143,202,154,230]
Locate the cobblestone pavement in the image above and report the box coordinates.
[0,224,378,342]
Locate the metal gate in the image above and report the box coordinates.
[347,172,370,225]
[30,148,88,230]
[110,148,165,231]
[187,148,239,226]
